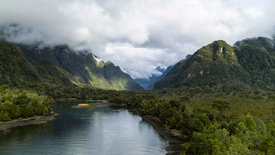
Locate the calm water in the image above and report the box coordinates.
[0,101,167,155]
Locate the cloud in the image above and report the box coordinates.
[0,0,275,79]
[103,42,176,79]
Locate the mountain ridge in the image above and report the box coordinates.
[0,40,143,90]
[154,37,275,92]
[18,44,144,90]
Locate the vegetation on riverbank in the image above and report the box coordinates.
[1,83,274,154]
[108,91,275,154]
[40,86,275,154]
[0,85,53,122]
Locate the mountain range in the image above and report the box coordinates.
[1,36,274,92]
[0,40,143,90]
[154,37,275,92]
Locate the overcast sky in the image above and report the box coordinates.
[1,0,275,79]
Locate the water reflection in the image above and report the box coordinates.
[0,102,167,155]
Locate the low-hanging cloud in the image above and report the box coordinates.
[1,0,275,79]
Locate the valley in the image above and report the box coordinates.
[0,37,274,154]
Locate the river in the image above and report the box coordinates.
[0,101,167,155]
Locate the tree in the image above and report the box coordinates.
[212,99,230,117]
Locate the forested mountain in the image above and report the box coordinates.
[154,37,275,92]
[234,37,275,91]
[19,44,143,90]
[0,40,42,87]
[2,36,274,92]
[0,40,143,90]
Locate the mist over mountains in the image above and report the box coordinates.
[0,40,143,90]
[1,1,275,155]
[1,35,274,92]
[1,0,275,80]
[135,66,173,90]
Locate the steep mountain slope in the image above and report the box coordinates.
[0,40,74,88]
[0,40,41,87]
[19,44,143,90]
[234,37,275,90]
[154,38,275,91]
[135,66,173,90]
[154,40,251,91]
[30,60,74,87]
[234,37,275,60]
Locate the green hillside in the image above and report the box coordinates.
[0,40,41,87]
[0,41,142,90]
[0,40,74,89]
[154,38,275,91]
[19,44,143,90]
[30,60,74,87]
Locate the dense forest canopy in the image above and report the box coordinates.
[0,85,52,121]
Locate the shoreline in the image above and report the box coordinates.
[109,104,186,155]
[0,99,185,154]
[142,115,186,155]
[0,113,57,131]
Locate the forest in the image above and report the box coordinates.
[0,85,52,121]
[43,86,275,154]
[0,38,274,154]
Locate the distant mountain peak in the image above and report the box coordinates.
[194,40,238,65]
[135,65,173,90]
[154,66,167,74]
[92,54,103,63]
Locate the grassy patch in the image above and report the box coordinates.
[77,104,90,107]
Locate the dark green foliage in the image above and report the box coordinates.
[212,99,230,116]
[30,60,74,87]
[102,89,275,154]
[0,40,41,87]
[235,45,275,91]
[0,40,76,89]
[154,40,250,91]
[0,85,52,121]
[234,37,275,54]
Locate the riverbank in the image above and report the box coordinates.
[0,113,57,130]
[109,104,186,155]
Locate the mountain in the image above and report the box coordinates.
[234,37,275,90]
[154,38,275,92]
[29,60,74,88]
[234,37,275,59]
[0,40,41,87]
[0,40,77,89]
[135,66,173,90]
[18,44,143,90]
